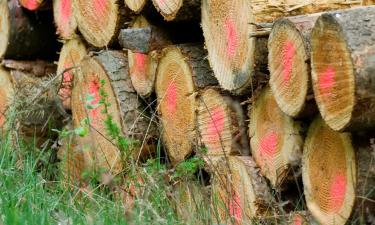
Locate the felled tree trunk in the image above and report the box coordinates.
[268,14,319,118]
[211,156,275,224]
[310,7,375,131]
[71,50,158,175]
[302,117,375,225]
[53,0,77,39]
[197,88,249,159]
[56,38,87,110]
[124,0,151,14]
[0,0,59,60]
[19,0,50,11]
[0,66,15,131]
[249,86,304,188]
[73,0,131,47]
[1,59,56,77]
[151,0,200,21]
[155,44,217,165]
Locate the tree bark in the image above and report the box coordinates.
[1,59,56,77]
[0,0,60,60]
[151,0,200,21]
[155,44,217,165]
[268,14,319,118]
[311,7,375,132]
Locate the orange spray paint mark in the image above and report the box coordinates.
[328,171,347,212]
[318,66,335,98]
[88,79,101,126]
[206,107,225,144]
[60,0,72,25]
[281,41,295,84]
[22,0,40,10]
[228,190,242,223]
[59,62,74,97]
[259,130,278,159]
[93,0,107,16]
[134,53,147,75]
[293,214,303,225]
[225,18,238,59]
[166,81,177,115]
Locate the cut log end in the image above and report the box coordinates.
[0,67,14,128]
[74,0,122,47]
[151,0,182,21]
[249,87,303,188]
[202,0,262,93]
[124,0,147,13]
[53,0,77,39]
[156,46,196,165]
[302,117,355,225]
[268,19,310,117]
[19,0,44,10]
[311,14,355,132]
[0,1,10,58]
[198,88,249,157]
[57,38,87,109]
[211,156,274,224]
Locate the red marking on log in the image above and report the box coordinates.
[259,130,278,159]
[60,0,72,25]
[134,53,147,75]
[166,81,177,115]
[206,107,225,144]
[22,0,40,10]
[318,66,335,98]
[225,18,238,59]
[93,0,107,16]
[293,214,303,225]
[88,79,101,126]
[281,41,295,84]
[228,190,242,222]
[59,62,74,97]
[328,171,346,212]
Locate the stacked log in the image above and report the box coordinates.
[53,0,77,39]
[151,0,200,21]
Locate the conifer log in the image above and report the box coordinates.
[53,0,77,39]
[1,59,56,77]
[249,86,303,188]
[126,16,159,98]
[268,15,319,118]
[151,0,200,21]
[72,51,157,174]
[201,0,269,94]
[211,156,274,224]
[197,88,249,158]
[302,117,375,225]
[155,44,217,165]
[0,0,59,60]
[57,38,87,109]
[124,0,149,13]
[19,0,50,11]
[311,7,375,131]
[73,0,131,48]
[0,67,14,130]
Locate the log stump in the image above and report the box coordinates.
[211,156,274,224]
[0,66,14,131]
[53,0,77,39]
[197,88,249,158]
[155,44,217,165]
[151,0,200,21]
[72,50,157,175]
[57,38,87,110]
[268,15,319,118]
[249,86,303,188]
[127,16,159,98]
[311,7,375,131]
[73,0,131,47]
[302,117,375,225]
[0,0,59,60]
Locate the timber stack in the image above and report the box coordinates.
[0,0,374,224]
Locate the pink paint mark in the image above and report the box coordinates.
[88,79,101,126]
[134,53,147,75]
[228,190,242,222]
[59,62,74,96]
[165,81,177,115]
[281,41,295,84]
[259,131,278,159]
[318,66,335,98]
[93,0,107,16]
[60,0,72,25]
[225,18,238,59]
[206,107,225,143]
[328,171,347,212]
[22,0,40,10]
[293,215,303,225]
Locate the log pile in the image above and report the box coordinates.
[1,0,375,224]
